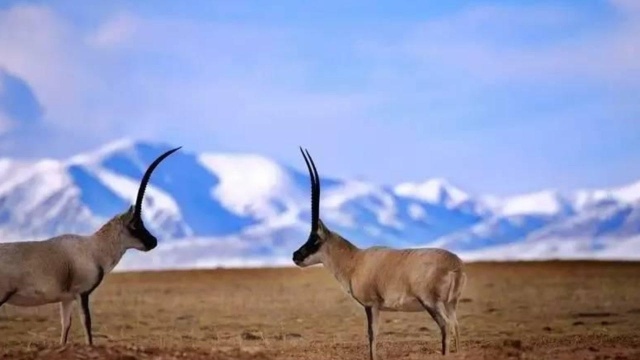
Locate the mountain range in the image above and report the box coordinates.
[0,139,638,270]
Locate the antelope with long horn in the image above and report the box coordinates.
[292,148,467,358]
[0,147,181,346]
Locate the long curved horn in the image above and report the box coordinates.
[133,147,181,221]
[299,147,320,231]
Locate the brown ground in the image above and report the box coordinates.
[1,261,640,359]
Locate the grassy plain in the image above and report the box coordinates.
[1,261,640,359]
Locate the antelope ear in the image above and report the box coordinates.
[123,205,135,221]
[317,218,329,237]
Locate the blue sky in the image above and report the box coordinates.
[0,0,638,195]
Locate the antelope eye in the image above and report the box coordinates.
[128,221,141,232]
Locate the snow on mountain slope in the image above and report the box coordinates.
[394,178,470,207]
[494,190,574,217]
[92,168,188,237]
[73,140,257,236]
[0,159,37,188]
[526,201,640,241]
[573,180,640,210]
[0,140,480,248]
[0,159,97,239]
[456,236,638,261]
[429,213,553,251]
[199,153,304,220]
[324,180,400,228]
[1,139,639,269]
[611,181,640,203]
[458,233,640,262]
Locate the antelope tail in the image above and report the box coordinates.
[447,270,466,304]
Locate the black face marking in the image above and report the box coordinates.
[128,219,157,251]
[292,233,322,264]
[0,289,17,307]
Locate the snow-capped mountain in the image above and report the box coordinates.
[395,178,470,208]
[0,139,638,270]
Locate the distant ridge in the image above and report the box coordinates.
[1,139,639,270]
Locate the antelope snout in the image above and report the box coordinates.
[143,236,158,251]
[292,249,306,266]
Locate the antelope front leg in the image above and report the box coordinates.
[77,294,94,345]
[59,300,74,346]
[365,306,380,360]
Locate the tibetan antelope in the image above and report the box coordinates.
[0,147,180,346]
[292,148,467,358]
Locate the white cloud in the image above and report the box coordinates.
[86,12,138,49]
[0,4,373,152]
[2,1,634,147]
[0,5,97,131]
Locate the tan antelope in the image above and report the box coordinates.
[0,147,180,346]
[292,148,467,358]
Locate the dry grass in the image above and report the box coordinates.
[2,261,640,359]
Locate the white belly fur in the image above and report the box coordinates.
[7,288,76,307]
[378,295,425,312]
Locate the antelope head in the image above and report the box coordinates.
[292,147,330,267]
[120,147,181,252]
